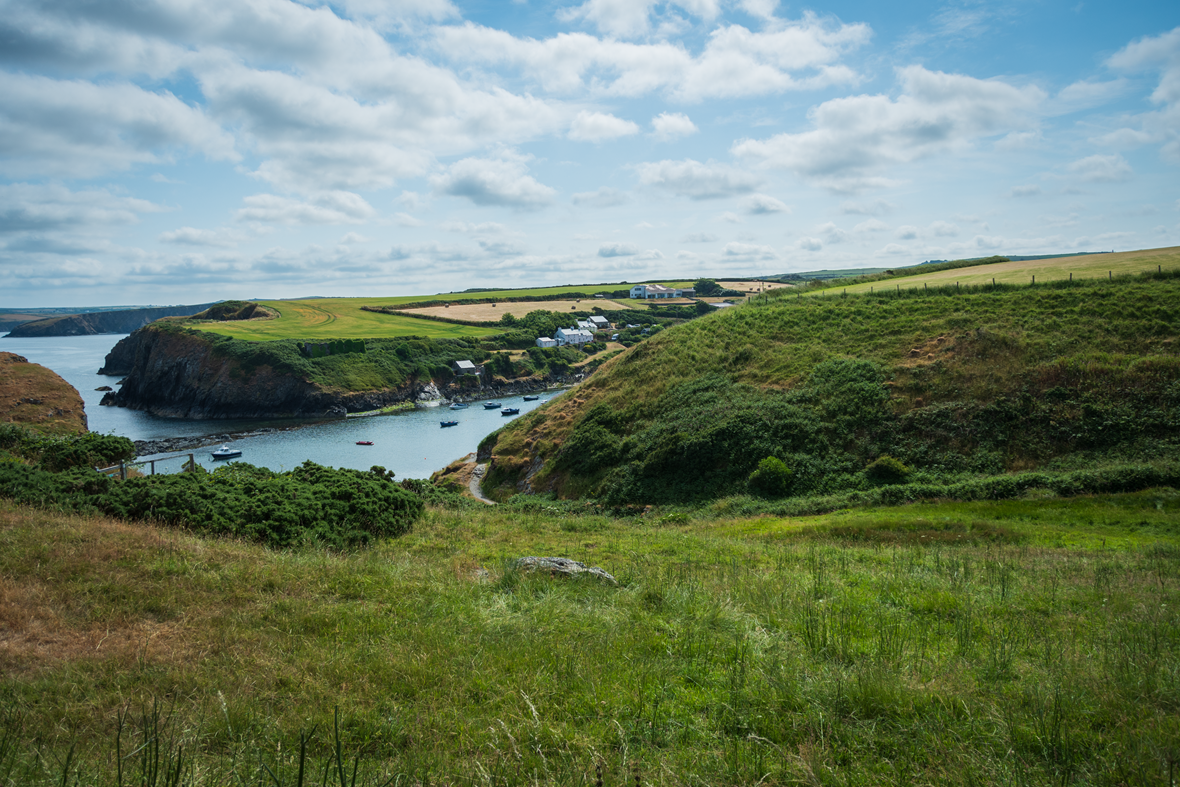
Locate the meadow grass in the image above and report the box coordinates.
[191,284,690,341]
[810,246,1180,296]
[2,490,1178,785]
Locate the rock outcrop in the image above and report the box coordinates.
[6,303,219,338]
[99,327,425,420]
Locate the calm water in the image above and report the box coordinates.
[2,334,557,478]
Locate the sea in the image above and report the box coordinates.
[2,334,556,479]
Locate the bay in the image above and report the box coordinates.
[2,334,556,479]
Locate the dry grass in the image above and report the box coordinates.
[718,279,795,294]
[0,351,88,435]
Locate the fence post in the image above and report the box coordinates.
[188,454,195,472]
[120,460,126,481]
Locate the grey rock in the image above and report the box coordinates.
[513,556,617,586]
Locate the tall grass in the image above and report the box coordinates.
[2,490,1178,785]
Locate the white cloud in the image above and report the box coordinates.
[929,220,960,237]
[569,111,641,142]
[724,241,778,259]
[854,219,888,232]
[339,232,370,244]
[817,222,850,244]
[0,73,236,179]
[234,192,377,225]
[1067,154,1133,182]
[895,225,919,240]
[840,199,895,215]
[557,0,721,38]
[440,221,509,234]
[651,112,699,141]
[796,237,822,251]
[571,187,630,207]
[598,242,639,257]
[734,65,1045,192]
[394,212,425,227]
[159,227,242,248]
[1009,184,1042,197]
[681,232,718,243]
[1106,26,1180,162]
[433,15,869,102]
[0,184,164,233]
[432,155,557,209]
[741,193,790,214]
[719,211,743,223]
[637,159,761,199]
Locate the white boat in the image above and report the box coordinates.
[211,445,242,460]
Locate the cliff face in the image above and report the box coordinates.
[100,327,422,419]
[7,303,219,337]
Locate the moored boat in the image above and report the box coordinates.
[501,407,520,416]
[523,395,539,401]
[483,401,502,409]
[449,402,469,410]
[211,445,242,460]
[356,440,374,445]
[440,420,459,427]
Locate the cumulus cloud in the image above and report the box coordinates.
[854,218,888,232]
[652,112,699,141]
[394,212,425,227]
[724,241,778,259]
[637,159,761,199]
[598,242,640,257]
[1105,26,1180,162]
[796,237,822,251]
[158,227,242,247]
[433,14,868,102]
[1067,153,1134,182]
[569,111,641,142]
[895,225,919,240]
[841,199,895,215]
[929,220,960,237]
[734,65,1045,192]
[235,192,377,225]
[0,183,163,233]
[432,155,557,209]
[1010,184,1042,197]
[817,222,850,244]
[741,193,791,214]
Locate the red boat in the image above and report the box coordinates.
[356,440,374,445]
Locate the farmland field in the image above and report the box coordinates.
[812,245,1180,295]
[189,282,690,340]
[400,298,633,322]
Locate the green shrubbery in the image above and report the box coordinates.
[748,456,793,497]
[0,460,422,548]
[0,423,134,471]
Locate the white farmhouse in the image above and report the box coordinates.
[535,337,557,348]
[555,326,594,346]
[630,284,683,299]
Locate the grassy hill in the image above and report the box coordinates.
[810,246,1180,296]
[481,269,1180,505]
[0,352,88,435]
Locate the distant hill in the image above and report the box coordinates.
[5,302,220,338]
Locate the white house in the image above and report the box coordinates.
[588,315,610,330]
[535,337,557,348]
[630,284,683,299]
[555,326,594,346]
[576,319,595,332]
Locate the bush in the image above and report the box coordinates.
[748,456,793,497]
[866,455,912,484]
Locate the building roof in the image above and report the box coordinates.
[453,360,477,370]
[639,284,678,295]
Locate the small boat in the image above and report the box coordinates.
[356,440,374,446]
[501,408,520,416]
[211,445,241,460]
[483,402,502,409]
[449,402,468,410]
[440,420,459,427]
[523,395,539,401]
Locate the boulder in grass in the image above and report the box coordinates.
[513,556,617,586]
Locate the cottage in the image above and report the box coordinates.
[535,337,557,348]
[451,360,479,376]
[555,326,594,346]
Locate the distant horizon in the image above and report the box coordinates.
[2,0,1178,308]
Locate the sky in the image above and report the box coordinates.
[1,0,1178,307]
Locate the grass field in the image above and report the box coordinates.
[192,283,690,341]
[0,353,87,435]
[811,246,1180,295]
[1,490,1177,785]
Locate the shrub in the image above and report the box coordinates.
[866,455,912,484]
[748,456,793,497]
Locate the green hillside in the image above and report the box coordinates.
[481,272,1180,505]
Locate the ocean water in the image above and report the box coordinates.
[2,334,557,479]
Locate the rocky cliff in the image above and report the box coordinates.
[99,327,426,419]
[7,303,219,337]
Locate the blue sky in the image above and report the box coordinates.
[1,0,1177,307]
